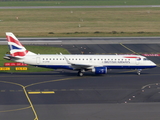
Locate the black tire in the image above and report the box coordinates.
[78,72,83,76]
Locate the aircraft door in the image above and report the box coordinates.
[36,57,40,64]
[135,58,141,65]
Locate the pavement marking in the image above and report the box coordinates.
[79,89,84,91]
[120,43,138,54]
[141,83,160,89]
[24,76,86,119]
[0,90,5,92]
[18,90,23,92]
[0,80,39,120]
[0,76,90,119]
[70,89,75,91]
[41,91,55,94]
[22,86,39,120]
[0,106,31,113]
[28,91,55,94]
[9,90,15,92]
[25,77,83,88]
[61,89,67,91]
[28,92,41,94]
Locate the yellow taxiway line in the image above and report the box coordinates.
[0,80,39,120]
[28,91,55,94]
[0,77,86,120]
[28,92,41,94]
[0,106,31,113]
[120,43,138,54]
[41,91,55,94]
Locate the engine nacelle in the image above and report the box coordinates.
[92,67,107,74]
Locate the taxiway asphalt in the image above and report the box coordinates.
[1,37,160,45]
[0,41,160,120]
[0,67,160,120]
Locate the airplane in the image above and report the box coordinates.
[4,32,156,76]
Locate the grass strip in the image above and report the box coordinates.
[0,8,160,37]
[0,0,160,6]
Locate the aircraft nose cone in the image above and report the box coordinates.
[151,61,157,67]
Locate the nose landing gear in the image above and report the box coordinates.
[137,69,142,75]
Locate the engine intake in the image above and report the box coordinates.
[92,67,107,74]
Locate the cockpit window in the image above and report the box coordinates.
[137,58,141,60]
[143,58,149,61]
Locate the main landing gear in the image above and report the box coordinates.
[78,71,83,76]
[137,69,142,75]
[77,69,85,76]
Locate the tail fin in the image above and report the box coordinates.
[6,32,36,58]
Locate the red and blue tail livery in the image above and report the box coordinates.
[6,32,35,58]
[6,32,28,57]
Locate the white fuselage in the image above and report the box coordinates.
[12,54,156,70]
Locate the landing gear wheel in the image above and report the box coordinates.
[137,69,142,75]
[78,72,83,76]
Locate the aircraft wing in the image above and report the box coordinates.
[70,63,103,70]
[63,55,102,69]
[70,63,92,69]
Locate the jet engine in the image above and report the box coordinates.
[92,67,107,74]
